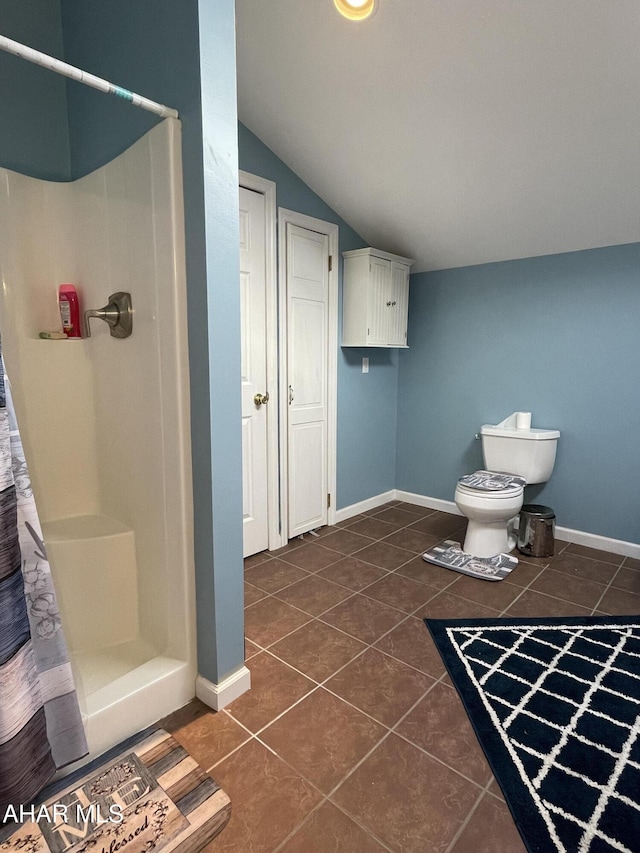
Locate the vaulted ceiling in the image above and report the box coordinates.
[235,1,639,272]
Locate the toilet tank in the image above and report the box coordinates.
[480,416,560,484]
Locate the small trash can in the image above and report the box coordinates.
[517,504,555,558]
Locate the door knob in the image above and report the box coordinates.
[254,392,269,407]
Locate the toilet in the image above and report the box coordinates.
[454,413,560,558]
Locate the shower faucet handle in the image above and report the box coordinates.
[84,291,133,338]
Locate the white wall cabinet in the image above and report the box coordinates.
[342,248,413,347]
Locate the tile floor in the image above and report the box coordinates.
[160,502,640,853]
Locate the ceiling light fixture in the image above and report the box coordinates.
[334,0,378,22]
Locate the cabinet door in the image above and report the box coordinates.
[388,262,410,346]
[366,256,391,345]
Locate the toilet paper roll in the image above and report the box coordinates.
[516,412,532,430]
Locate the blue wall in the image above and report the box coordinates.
[238,123,399,508]
[1,0,245,684]
[397,243,640,543]
[0,0,70,179]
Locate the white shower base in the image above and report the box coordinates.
[43,512,195,757]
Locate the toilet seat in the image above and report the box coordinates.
[457,470,525,499]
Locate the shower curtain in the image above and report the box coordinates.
[0,339,87,811]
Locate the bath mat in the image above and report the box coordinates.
[425,616,640,853]
[0,728,230,853]
[422,539,517,581]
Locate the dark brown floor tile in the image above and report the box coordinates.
[226,652,315,733]
[309,524,342,538]
[336,513,369,527]
[160,697,208,731]
[417,591,501,620]
[597,585,640,616]
[450,794,526,853]
[392,501,436,517]
[610,566,640,594]
[408,511,467,539]
[370,506,422,527]
[396,682,492,785]
[317,527,376,555]
[332,734,480,853]
[622,556,640,571]
[374,617,447,678]
[244,558,309,593]
[488,778,505,800]
[244,551,274,569]
[321,593,406,644]
[260,688,385,795]
[278,542,344,572]
[161,702,249,771]
[382,527,442,554]
[244,638,261,660]
[317,556,388,590]
[279,802,388,853]
[396,555,460,590]
[270,619,367,682]
[504,589,591,618]
[325,648,433,727]
[354,541,415,570]
[503,560,545,587]
[244,582,268,607]
[204,739,322,853]
[446,575,523,612]
[563,542,623,565]
[545,550,619,584]
[361,501,401,516]
[244,596,312,647]
[347,516,404,539]
[270,538,306,556]
[274,574,352,616]
[361,572,438,614]
[530,568,607,609]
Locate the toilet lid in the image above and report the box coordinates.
[458,470,526,493]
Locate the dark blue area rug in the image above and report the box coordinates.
[426,616,640,853]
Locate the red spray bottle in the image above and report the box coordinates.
[58,284,82,337]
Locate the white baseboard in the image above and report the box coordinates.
[553,525,640,560]
[338,489,640,560]
[334,490,396,523]
[394,490,463,516]
[196,665,251,711]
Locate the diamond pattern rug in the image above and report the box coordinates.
[426,616,640,853]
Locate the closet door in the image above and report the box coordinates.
[286,223,330,537]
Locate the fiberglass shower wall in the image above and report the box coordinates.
[0,119,196,757]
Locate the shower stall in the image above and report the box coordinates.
[0,118,196,758]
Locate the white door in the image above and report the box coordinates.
[240,186,269,556]
[286,223,330,537]
[389,261,410,346]
[367,256,390,345]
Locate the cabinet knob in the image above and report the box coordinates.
[392,301,397,306]
[386,301,392,307]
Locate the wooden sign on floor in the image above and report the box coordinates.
[1,729,230,853]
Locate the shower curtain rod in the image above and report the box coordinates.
[0,34,179,120]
